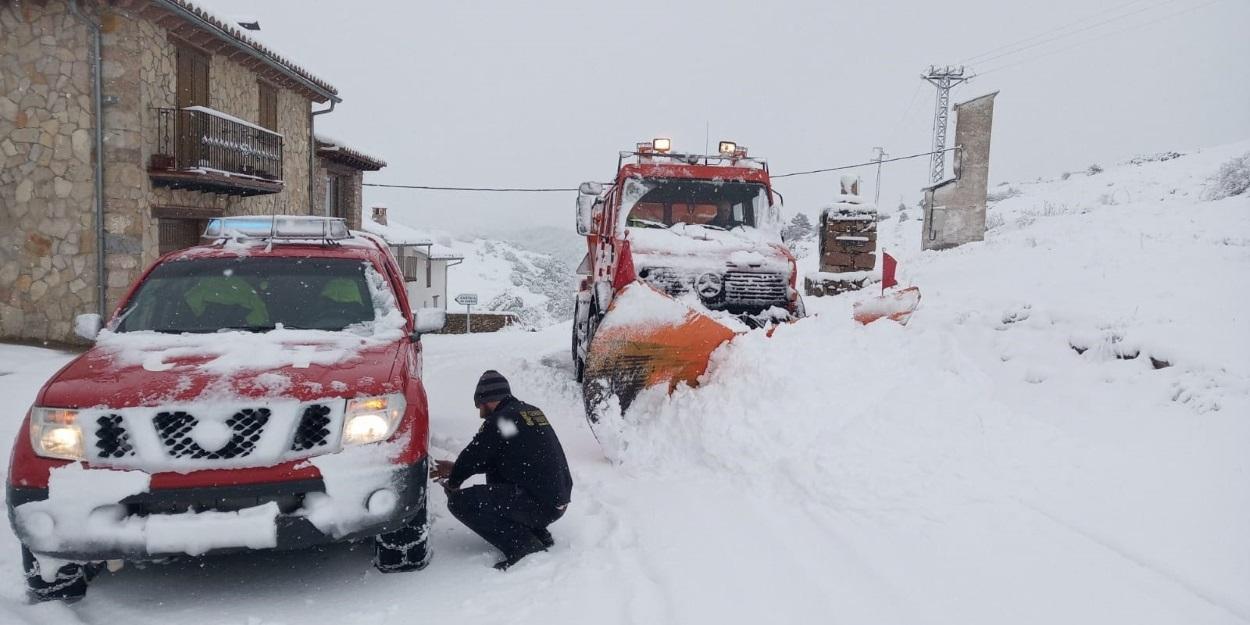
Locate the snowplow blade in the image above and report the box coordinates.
[853,286,922,325]
[582,283,738,421]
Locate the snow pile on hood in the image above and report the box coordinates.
[628,225,789,273]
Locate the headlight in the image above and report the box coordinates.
[342,394,406,446]
[29,407,84,461]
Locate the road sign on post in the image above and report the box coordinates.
[454,293,478,334]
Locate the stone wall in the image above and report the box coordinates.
[1,0,321,343]
[0,0,97,341]
[438,312,517,334]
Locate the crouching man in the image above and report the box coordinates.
[432,370,573,570]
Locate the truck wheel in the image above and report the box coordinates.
[572,299,595,383]
[21,546,96,602]
[373,503,430,573]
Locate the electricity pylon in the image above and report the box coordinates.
[923,65,971,183]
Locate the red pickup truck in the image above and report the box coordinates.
[6,216,444,601]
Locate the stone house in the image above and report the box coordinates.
[361,205,463,311]
[1,0,382,344]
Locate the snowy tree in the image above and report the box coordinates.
[781,212,814,242]
[1205,153,1250,200]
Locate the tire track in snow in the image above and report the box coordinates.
[1017,499,1250,623]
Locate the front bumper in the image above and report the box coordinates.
[7,458,426,562]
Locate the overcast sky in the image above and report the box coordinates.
[207,0,1249,235]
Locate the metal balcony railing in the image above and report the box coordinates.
[153,107,283,183]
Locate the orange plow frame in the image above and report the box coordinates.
[581,284,738,421]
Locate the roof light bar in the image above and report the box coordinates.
[203,216,351,241]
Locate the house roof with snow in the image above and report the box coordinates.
[361,212,464,261]
[315,134,387,171]
[131,0,340,103]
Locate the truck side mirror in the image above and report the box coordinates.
[412,308,446,337]
[576,182,603,236]
[74,313,102,342]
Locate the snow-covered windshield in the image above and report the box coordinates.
[623,179,769,230]
[116,258,378,333]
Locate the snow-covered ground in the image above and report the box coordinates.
[0,141,1247,624]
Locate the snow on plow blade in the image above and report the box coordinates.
[853,286,922,325]
[582,283,737,422]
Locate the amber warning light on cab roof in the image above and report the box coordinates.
[636,137,672,154]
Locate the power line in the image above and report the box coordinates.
[977,0,1221,76]
[885,83,924,149]
[771,147,959,179]
[361,148,958,195]
[959,0,1152,64]
[969,0,1181,68]
[363,182,578,192]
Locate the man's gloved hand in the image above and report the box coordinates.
[430,459,455,481]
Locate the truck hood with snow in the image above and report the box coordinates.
[626,224,793,273]
[37,329,405,410]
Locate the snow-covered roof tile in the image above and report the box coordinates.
[315,134,387,171]
[153,0,339,102]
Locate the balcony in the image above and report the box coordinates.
[149,107,284,196]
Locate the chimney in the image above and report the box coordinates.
[372,205,387,225]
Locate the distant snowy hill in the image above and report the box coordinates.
[385,226,577,329]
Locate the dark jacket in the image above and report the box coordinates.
[448,396,573,509]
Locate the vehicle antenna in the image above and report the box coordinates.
[704,121,710,165]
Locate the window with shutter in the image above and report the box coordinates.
[175,44,210,168]
[258,82,277,131]
[176,45,209,108]
[335,175,351,221]
[158,219,205,255]
[325,174,351,220]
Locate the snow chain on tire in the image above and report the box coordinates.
[372,494,431,573]
[22,546,93,602]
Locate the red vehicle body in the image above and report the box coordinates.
[572,140,802,415]
[7,217,436,600]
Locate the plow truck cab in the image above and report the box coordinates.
[572,139,803,423]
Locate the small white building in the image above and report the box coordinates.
[362,206,463,310]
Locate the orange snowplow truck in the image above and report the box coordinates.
[573,138,803,422]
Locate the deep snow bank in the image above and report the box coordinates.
[604,140,1250,621]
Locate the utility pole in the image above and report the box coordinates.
[923,65,971,184]
[871,146,887,207]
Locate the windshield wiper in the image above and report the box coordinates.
[216,325,277,333]
[628,218,670,229]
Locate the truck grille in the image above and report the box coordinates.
[94,414,135,459]
[89,402,341,466]
[724,272,788,308]
[638,267,688,297]
[291,404,333,451]
[153,408,270,460]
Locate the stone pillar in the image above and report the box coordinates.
[804,175,879,297]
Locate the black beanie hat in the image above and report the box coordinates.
[474,370,511,406]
